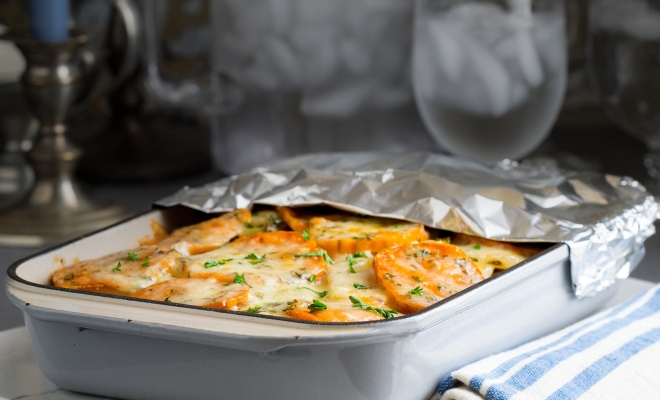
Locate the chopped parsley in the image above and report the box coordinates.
[141,261,150,267]
[233,273,245,284]
[394,225,404,229]
[409,286,423,296]
[308,299,327,312]
[354,252,368,258]
[473,245,481,250]
[245,253,265,265]
[204,259,233,269]
[346,254,357,273]
[127,252,139,261]
[349,296,398,319]
[302,229,310,241]
[246,306,261,313]
[296,250,334,265]
[412,276,422,282]
[244,222,255,229]
[353,283,369,289]
[112,262,121,272]
[308,274,317,282]
[298,287,329,298]
[352,233,375,240]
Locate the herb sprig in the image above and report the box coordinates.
[409,286,423,296]
[349,296,398,319]
[308,299,327,312]
[204,259,233,269]
[296,250,334,265]
[346,254,356,273]
[298,287,329,298]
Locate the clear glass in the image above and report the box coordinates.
[412,0,567,163]
[587,0,660,187]
[143,0,439,175]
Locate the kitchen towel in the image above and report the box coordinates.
[432,282,660,400]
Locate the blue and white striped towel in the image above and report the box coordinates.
[433,282,660,400]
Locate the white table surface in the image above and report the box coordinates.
[0,278,656,400]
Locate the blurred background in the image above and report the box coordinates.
[0,0,659,330]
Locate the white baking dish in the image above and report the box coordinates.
[6,207,618,400]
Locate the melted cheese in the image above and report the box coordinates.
[309,216,429,257]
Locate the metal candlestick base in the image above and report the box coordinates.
[0,31,131,246]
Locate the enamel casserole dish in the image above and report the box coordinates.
[6,206,618,400]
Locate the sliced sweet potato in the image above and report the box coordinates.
[239,209,285,237]
[132,278,249,310]
[309,215,429,257]
[451,233,541,278]
[373,241,484,313]
[156,209,251,255]
[183,231,330,289]
[51,246,182,295]
[277,206,314,233]
[287,307,383,322]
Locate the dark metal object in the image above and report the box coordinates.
[0,31,132,246]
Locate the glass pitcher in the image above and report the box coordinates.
[143,0,439,175]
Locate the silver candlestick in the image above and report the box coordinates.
[0,30,131,246]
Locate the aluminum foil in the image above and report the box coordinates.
[157,152,658,298]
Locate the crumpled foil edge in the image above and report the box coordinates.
[156,152,658,299]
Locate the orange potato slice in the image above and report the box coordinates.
[451,233,542,278]
[184,231,330,284]
[276,206,347,233]
[132,278,249,310]
[52,246,182,295]
[239,209,285,237]
[309,215,429,258]
[277,206,311,233]
[287,307,383,322]
[156,209,251,255]
[373,241,484,313]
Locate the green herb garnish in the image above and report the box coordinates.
[346,254,357,273]
[353,283,369,289]
[473,245,481,250]
[298,287,329,298]
[245,253,265,265]
[233,273,245,284]
[394,225,403,229]
[308,299,327,312]
[302,229,310,241]
[127,252,139,261]
[204,259,233,269]
[308,274,317,282]
[354,252,368,258]
[246,306,261,313]
[412,276,422,282]
[112,262,121,272]
[296,250,334,265]
[141,261,150,267]
[244,222,255,229]
[409,286,423,296]
[352,233,375,240]
[349,296,398,319]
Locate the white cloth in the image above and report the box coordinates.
[434,282,660,400]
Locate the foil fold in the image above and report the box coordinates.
[157,152,658,298]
